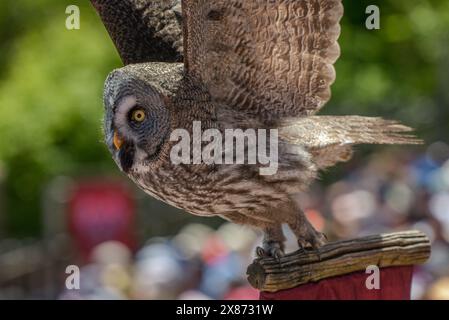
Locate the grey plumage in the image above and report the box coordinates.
[92,0,183,64]
[93,0,422,258]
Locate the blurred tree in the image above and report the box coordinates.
[0,0,448,236]
[0,0,121,236]
[331,0,449,140]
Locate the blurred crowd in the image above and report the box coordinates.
[59,223,260,300]
[59,142,449,300]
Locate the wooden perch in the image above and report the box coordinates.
[247,230,431,293]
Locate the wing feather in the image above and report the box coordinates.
[182,0,344,119]
[92,0,183,65]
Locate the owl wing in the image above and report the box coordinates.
[91,0,183,65]
[182,0,343,119]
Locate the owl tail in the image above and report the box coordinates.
[279,116,422,169]
[279,115,423,148]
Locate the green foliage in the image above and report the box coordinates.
[0,0,121,235]
[0,0,448,236]
[332,0,449,138]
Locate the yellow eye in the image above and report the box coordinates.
[131,109,146,122]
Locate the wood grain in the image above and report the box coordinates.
[247,230,431,292]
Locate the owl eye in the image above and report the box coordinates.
[130,108,146,122]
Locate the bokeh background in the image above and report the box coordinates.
[1,0,449,299]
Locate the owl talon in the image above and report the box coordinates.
[256,246,266,258]
[256,243,285,260]
[297,238,312,252]
[303,232,327,260]
[271,248,285,261]
[312,232,328,249]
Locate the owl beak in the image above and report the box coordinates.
[113,131,124,150]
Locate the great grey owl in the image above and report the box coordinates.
[92,0,421,258]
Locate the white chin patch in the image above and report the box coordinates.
[132,147,151,174]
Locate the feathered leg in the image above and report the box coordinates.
[256,224,286,260]
[288,210,327,251]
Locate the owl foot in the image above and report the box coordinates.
[256,241,285,261]
[297,232,327,260]
[298,232,327,250]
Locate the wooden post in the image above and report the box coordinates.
[247,230,431,293]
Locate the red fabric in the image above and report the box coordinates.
[224,286,260,300]
[68,180,136,260]
[260,266,413,300]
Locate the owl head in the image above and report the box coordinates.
[103,64,178,174]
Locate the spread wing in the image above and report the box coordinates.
[182,0,343,120]
[91,0,183,65]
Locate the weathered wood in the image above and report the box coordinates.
[247,230,431,292]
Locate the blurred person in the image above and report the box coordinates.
[131,240,188,300]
